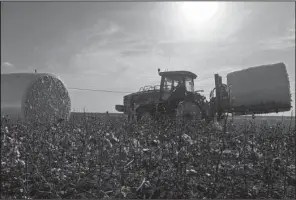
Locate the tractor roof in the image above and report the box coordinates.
[159,71,197,79]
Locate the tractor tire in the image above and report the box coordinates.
[176,101,202,122]
[137,111,153,123]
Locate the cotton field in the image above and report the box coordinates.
[1,113,296,199]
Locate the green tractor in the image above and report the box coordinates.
[115,69,230,123]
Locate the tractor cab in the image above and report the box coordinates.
[158,70,197,101]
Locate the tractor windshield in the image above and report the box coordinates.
[161,75,195,101]
[185,77,194,92]
[163,77,173,91]
[163,76,194,92]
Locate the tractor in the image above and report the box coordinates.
[115,63,292,124]
[115,69,229,123]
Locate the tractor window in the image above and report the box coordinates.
[169,76,184,90]
[185,77,194,92]
[163,77,173,91]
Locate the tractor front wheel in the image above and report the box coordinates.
[176,101,202,123]
[137,111,154,123]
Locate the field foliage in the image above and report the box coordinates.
[1,115,296,199]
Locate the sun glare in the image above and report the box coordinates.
[180,2,219,25]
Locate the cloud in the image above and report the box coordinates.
[1,62,15,73]
[68,47,133,79]
[121,50,150,57]
[45,19,122,73]
[47,17,162,74]
[82,20,120,46]
[258,18,295,51]
[1,62,39,74]
[2,61,14,67]
[119,37,159,57]
[260,36,295,51]
[153,38,231,58]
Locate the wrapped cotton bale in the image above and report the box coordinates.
[1,73,71,124]
[227,63,291,114]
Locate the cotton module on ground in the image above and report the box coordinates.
[1,73,71,124]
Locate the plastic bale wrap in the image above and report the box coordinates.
[1,73,71,124]
[226,63,291,114]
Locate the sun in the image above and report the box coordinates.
[180,2,219,25]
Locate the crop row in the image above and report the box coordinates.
[1,116,296,199]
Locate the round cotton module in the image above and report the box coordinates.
[226,62,292,114]
[1,73,71,124]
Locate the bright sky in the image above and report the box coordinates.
[1,2,295,116]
